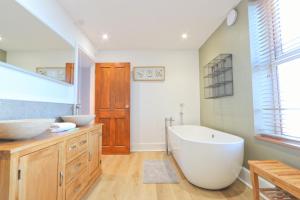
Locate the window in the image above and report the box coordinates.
[250,0,300,139]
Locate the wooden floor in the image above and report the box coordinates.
[85,152,253,200]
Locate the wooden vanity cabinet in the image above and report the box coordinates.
[0,124,102,200]
[88,130,99,176]
[18,143,64,200]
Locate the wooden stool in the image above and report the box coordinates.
[248,160,300,200]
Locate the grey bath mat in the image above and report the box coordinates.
[143,160,179,184]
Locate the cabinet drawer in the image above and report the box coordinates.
[66,134,88,162]
[66,170,88,200]
[77,134,88,154]
[66,152,88,183]
[91,128,102,135]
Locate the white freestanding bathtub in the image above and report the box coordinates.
[168,125,244,190]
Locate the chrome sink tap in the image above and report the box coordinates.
[73,104,81,115]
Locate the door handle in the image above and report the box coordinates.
[125,104,129,108]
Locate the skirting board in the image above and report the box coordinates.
[131,143,165,152]
[238,167,275,200]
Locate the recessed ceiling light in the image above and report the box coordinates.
[102,34,109,40]
[181,33,188,39]
[0,36,2,41]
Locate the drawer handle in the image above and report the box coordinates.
[74,184,82,193]
[79,140,87,145]
[69,144,77,151]
[76,163,82,169]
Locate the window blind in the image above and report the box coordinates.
[251,0,300,138]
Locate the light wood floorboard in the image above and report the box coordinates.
[85,152,253,200]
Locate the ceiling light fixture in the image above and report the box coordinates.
[181,33,188,40]
[102,34,109,40]
[0,36,2,41]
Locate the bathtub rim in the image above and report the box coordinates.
[168,125,244,145]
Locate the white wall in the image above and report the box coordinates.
[7,50,74,72]
[78,67,92,114]
[96,50,200,151]
[0,0,96,104]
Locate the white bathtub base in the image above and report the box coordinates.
[168,125,244,190]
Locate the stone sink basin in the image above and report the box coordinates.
[0,119,55,140]
[61,115,95,127]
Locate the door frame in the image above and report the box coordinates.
[74,46,96,115]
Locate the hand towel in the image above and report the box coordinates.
[50,122,76,133]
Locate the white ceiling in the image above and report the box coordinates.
[57,0,241,50]
[0,0,72,51]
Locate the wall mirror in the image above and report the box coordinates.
[0,0,75,84]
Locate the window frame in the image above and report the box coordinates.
[250,0,300,144]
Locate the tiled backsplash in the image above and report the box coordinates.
[0,99,73,120]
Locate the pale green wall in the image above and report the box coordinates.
[199,0,300,168]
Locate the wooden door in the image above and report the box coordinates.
[88,130,99,175]
[18,144,64,200]
[65,63,74,84]
[95,63,130,154]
